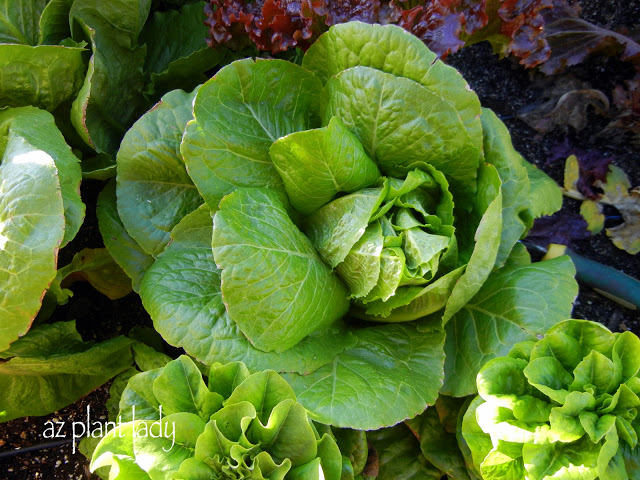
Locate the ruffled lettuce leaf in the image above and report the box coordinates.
[463,320,640,480]
[93,356,342,480]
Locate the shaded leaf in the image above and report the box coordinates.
[53,248,133,302]
[141,2,225,97]
[97,180,155,292]
[367,423,443,480]
[525,212,591,247]
[0,0,47,45]
[0,321,133,421]
[70,0,151,155]
[540,1,640,75]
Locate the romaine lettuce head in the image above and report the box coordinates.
[109,22,576,429]
[90,355,342,480]
[461,319,640,479]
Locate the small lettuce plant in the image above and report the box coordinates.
[90,355,342,480]
[461,320,640,479]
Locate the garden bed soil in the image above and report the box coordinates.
[1,0,639,477]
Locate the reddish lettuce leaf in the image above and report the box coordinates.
[204,0,640,71]
[204,0,553,65]
[540,0,640,74]
[526,212,591,247]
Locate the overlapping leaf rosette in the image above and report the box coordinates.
[90,355,342,479]
[105,22,579,430]
[461,320,640,479]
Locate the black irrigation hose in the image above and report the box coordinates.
[0,438,73,459]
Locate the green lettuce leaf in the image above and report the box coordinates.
[38,0,74,45]
[113,22,577,432]
[523,160,563,219]
[140,1,225,97]
[0,107,84,246]
[367,423,443,480]
[70,0,151,155]
[212,188,349,353]
[302,21,482,199]
[97,180,155,292]
[409,401,471,479]
[50,247,133,304]
[117,88,202,257]
[0,107,86,350]
[480,108,534,267]
[322,65,481,203]
[0,321,133,421]
[0,45,85,111]
[522,438,600,480]
[441,256,578,397]
[269,116,380,214]
[0,0,47,44]
[94,357,342,480]
[141,205,357,375]
[181,58,322,207]
[441,163,503,324]
[305,186,387,268]
[284,323,445,430]
[464,319,640,480]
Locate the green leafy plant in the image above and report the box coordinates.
[106,21,578,430]
[0,107,84,351]
[461,319,640,479]
[0,321,133,422]
[0,0,86,112]
[89,355,342,480]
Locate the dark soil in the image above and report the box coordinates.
[1,1,639,478]
[447,41,640,333]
